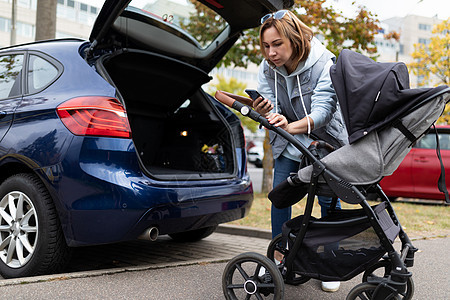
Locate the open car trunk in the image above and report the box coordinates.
[97,49,236,180]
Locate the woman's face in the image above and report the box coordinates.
[261,26,294,72]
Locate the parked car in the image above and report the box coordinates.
[0,0,290,278]
[380,125,450,201]
[247,141,264,168]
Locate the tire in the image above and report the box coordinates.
[346,282,379,300]
[267,234,309,285]
[363,260,414,300]
[169,225,217,242]
[254,160,263,168]
[222,252,284,300]
[346,282,404,300]
[0,173,71,278]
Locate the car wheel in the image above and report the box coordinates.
[169,225,217,242]
[254,160,263,168]
[0,173,71,278]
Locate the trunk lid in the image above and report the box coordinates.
[88,0,292,72]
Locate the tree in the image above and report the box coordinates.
[409,18,450,124]
[439,104,450,125]
[35,0,57,41]
[184,0,381,68]
[186,0,381,192]
[409,19,450,86]
[207,75,259,133]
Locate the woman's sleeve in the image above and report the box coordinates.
[309,59,337,130]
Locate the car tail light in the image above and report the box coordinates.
[57,96,131,138]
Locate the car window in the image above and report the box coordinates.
[0,54,24,99]
[129,0,227,49]
[438,132,450,150]
[416,133,436,149]
[27,54,59,94]
[416,131,450,150]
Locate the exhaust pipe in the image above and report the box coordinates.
[138,227,159,241]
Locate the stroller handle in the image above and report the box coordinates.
[214,90,324,165]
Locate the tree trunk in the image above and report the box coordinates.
[35,0,57,41]
[261,129,273,194]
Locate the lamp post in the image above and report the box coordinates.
[10,0,17,45]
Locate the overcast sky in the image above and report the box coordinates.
[84,0,450,21]
[327,0,450,20]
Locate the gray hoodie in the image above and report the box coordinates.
[257,37,348,161]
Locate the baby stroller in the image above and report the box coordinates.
[215,50,450,300]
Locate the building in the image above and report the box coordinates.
[375,15,445,87]
[0,0,444,88]
[0,0,100,47]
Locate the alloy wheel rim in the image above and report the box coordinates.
[0,191,38,268]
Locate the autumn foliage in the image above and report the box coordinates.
[184,0,381,68]
[409,19,450,124]
[409,18,450,87]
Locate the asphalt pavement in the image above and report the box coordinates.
[0,224,448,299]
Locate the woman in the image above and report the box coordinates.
[253,10,348,293]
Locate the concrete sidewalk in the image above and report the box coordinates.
[0,224,447,299]
[0,225,272,286]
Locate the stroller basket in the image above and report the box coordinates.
[282,202,397,282]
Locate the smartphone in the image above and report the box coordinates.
[245,89,264,101]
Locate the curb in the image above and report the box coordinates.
[0,258,229,288]
[217,224,448,242]
[217,224,272,240]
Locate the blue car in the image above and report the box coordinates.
[0,0,289,278]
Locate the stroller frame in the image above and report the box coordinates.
[214,88,444,299]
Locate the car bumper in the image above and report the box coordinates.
[46,137,253,247]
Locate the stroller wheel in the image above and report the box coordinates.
[347,282,407,300]
[222,252,284,300]
[266,234,288,265]
[363,260,414,300]
[346,282,380,300]
[267,234,310,285]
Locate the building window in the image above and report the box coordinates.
[418,23,432,31]
[418,38,430,45]
[67,0,74,8]
[90,6,97,14]
[80,3,87,11]
[17,22,34,38]
[0,17,10,32]
[17,0,32,8]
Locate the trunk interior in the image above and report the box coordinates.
[99,49,236,180]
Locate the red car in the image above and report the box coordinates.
[380,125,450,201]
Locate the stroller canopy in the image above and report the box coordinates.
[296,50,450,193]
[330,49,448,144]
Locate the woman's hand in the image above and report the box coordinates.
[267,113,289,131]
[253,96,274,117]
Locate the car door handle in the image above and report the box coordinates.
[414,157,429,163]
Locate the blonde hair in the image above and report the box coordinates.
[259,10,313,68]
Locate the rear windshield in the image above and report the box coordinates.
[129,0,227,49]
